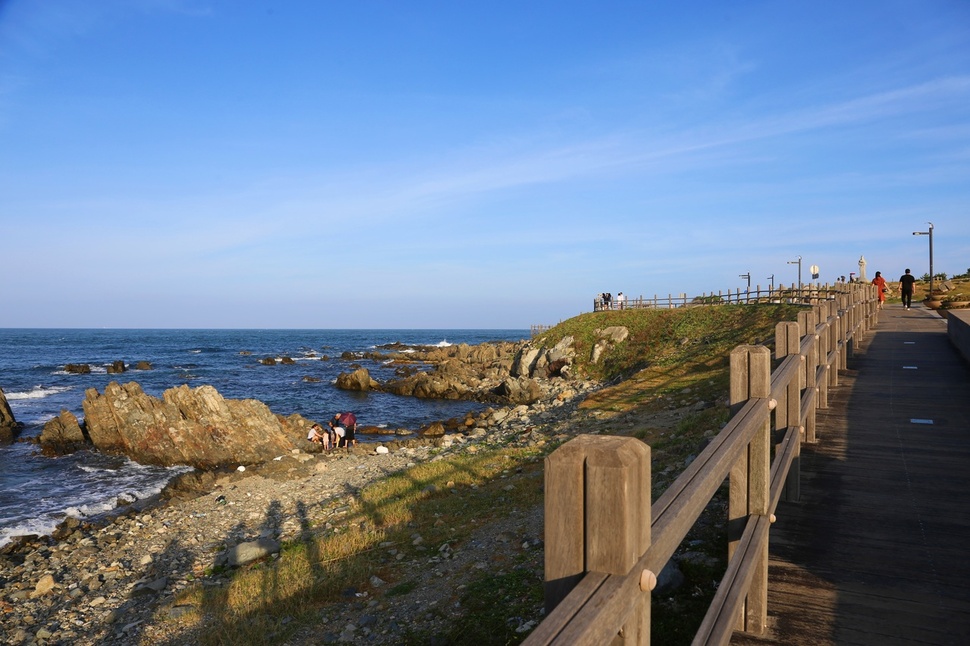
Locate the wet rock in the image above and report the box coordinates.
[106,360,127,374]
[335,368,381,392]
[0,387,21,443]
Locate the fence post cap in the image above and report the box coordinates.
[639,569,657,591]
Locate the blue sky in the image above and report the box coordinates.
[1,1,968,329]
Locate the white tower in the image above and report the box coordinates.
[858,255,867,282]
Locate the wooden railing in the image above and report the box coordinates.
[531,324,556,337]
[526,283,879,645]
[593,283,858,311]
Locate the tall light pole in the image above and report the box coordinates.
[913,222,934,296]
[767,274,775,292]
[739,272,751,302]
[788,255,802,292]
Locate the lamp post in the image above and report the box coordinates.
[787,256,802,293]
[739,273,751,302]
[767,274,775,293]
[913,222,934,296]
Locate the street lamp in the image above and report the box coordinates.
[787,256,802,292]
[913,222,934,296]
[767,274,775,292]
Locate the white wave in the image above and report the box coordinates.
[0,518,62,548]
[78,464,120,474]
[4,385,73,401]
[435,340,452,347]
[68,500,118,517]
[190,350,202,354]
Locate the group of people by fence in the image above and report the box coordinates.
[307,411,357,451]
[594,292,626,311]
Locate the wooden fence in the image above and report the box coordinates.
[593,283,857,311]
[525,283,879,645]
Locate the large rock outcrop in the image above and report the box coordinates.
[1,387,22,444]
[40,381,314,469]
[372,339,575,406]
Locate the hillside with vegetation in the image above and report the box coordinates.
[164,303,821,646]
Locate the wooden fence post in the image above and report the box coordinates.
[798,310,819,444]
[544,435,651,643]
[840,298,849,368]
[729,345,771,634]
[828,301,842,389]
[775,322,801,502]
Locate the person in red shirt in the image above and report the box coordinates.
[871,271,888,309]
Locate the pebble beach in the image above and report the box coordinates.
[0,388,587,645]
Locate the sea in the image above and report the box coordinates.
[0,328,528,548]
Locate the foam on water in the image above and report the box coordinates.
[0,454,191,548]
[4,385,74,400]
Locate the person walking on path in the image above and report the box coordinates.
[899,268,917,309]
[871,271,888,309]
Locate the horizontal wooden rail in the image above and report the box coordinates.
[528,283,880,645]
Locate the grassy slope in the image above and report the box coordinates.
[179,303,810,646]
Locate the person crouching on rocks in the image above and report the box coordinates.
[328,420,345,448]
[332,412,357,448]
[307,423,331,450]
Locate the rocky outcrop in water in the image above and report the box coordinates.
[335,367,381,391]
[1,387,22,444]
[356,338,579,406]
[39,410,86,453]
[39,382,317,469]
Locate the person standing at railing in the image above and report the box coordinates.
[616,292,626,309]
[899,268,917,309]
[871,271,888,309]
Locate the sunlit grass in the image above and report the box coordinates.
[160,446,546,645]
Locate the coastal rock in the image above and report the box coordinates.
[493,377,543,405]
[106,360,126,374]
[30,573,57,599]
[333,337,580,412]
[591,326,630,364]
[41,410,87,454]
[511,347,542,378]
[1,387,22,443]
[420,421,446,437]
[511,336,576,379]
[335,367,381,391]
[224,537,281,567]
[65,363,92,374]
[39,381,312,469]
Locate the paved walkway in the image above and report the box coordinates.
[732,303,970,645]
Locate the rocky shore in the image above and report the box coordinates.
[1,374,603,645]
[3,327,692,644]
